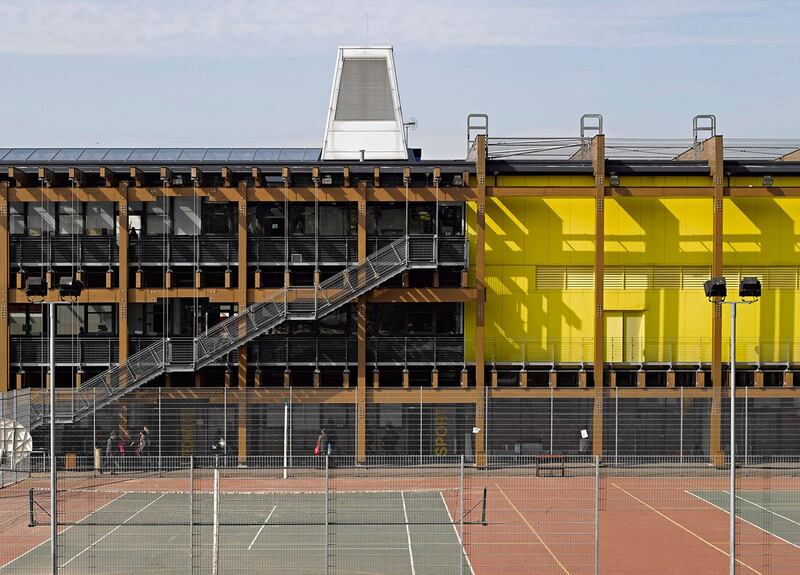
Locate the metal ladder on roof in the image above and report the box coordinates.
[28,236,418,428]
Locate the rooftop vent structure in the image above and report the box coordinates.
[321,47,407,161]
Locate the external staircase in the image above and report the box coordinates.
[28,236,435,428]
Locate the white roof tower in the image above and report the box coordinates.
[321,47,407,161]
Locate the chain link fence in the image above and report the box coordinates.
[2,454,800,573]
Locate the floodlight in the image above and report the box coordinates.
[739,276,761,299]
[609,173,620,187]
[58,276,84,298]
[703,277,727,299]
[24,277,48,298]
[762,175,773,187]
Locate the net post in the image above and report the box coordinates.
[211,466,220,575]
[595,453,600,575]
[28,488,35,527]
[481,486,487,526]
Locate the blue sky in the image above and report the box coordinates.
[1,0,799,158]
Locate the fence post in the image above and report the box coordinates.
[325,455,330,575]
[211,465,220,575]
[223,387,228,458]
[459,454,465,575]
[595,454,600,575]
[680,387,684,464]
[158,388,162,471]
[549,386,554,454]
[744,385,749,467]
[188,455,193,575]
[614,387,619,465]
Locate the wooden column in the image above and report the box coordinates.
[356,183,367,462]
[0,183,8,391]
[237,184,248,463]
[118,183,129,365]
[707,135,725,459]
[591,135,605,456]
[475,135,487,466]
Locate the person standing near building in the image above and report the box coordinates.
[104,431,118,474]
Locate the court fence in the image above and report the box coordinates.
[3,454,800,574]
[22,386,800,463]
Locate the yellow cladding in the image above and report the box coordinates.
[615,175,713,187]
[491,175,595,187]
[730,176,800,187]
[470,195,800,364]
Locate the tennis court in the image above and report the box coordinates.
[5,487,471,574]
[689,489,800,547]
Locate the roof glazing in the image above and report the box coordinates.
[0,147,323,164]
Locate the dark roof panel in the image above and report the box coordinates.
[153,148,182,162]
[228,149,256,162]
[204,149,232,162]
[26,148,59,162]
[3,149,36,162]
[78,149,111,162]
[102,149,134,163]
[128,149,158,162]
[253,149,280,162]
[177,148,207,162]
[52,148,85,162]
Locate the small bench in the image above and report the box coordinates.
[535,453,566,477]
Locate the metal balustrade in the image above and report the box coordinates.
[130,235,237,266]
[11,235,118,267]
[11,337,119,366]
[27,236,417,428]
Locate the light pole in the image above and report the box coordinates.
[704,276,761,575]
[26,275,84,575]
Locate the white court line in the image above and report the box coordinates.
[723,491,800,528]
[247,505,277,551]
[62,493,168,567]
[685,490,800,550]
[438,491,476,575]
[400,492,417,575]
[0,491,128,571]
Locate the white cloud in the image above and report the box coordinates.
[0,0,796,56]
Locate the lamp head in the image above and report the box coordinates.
[24,276,48,299]
[58,276,84,299]
[703,276,727,300]
[739,276,761,299]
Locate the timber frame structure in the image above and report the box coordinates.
[2,116,800,461]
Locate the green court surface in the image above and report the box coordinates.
[689,489,800,547]
[5,490,470,574]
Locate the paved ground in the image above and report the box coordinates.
[3,490,469,574]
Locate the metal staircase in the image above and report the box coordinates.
[28,236,420,429]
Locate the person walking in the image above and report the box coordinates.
[104,431,119,474]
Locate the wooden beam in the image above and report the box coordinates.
[0,183,9,391]
[706,135,725,460]
[343,167,351,187]
[118,183,129,364]
[191,166,204,187]
[37,167,55,186]
[251,167,262,187]
[130,167,145,187]
[160,167,173,186]
[100,167,118,188]
[7,167,31,187]
[356,181,367,463]
[475,134,487,467]
[591,134,605,456]
[222,167,234,188]
[68,167,87,187]
[282,166,291,187]
[373,167,381,188]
